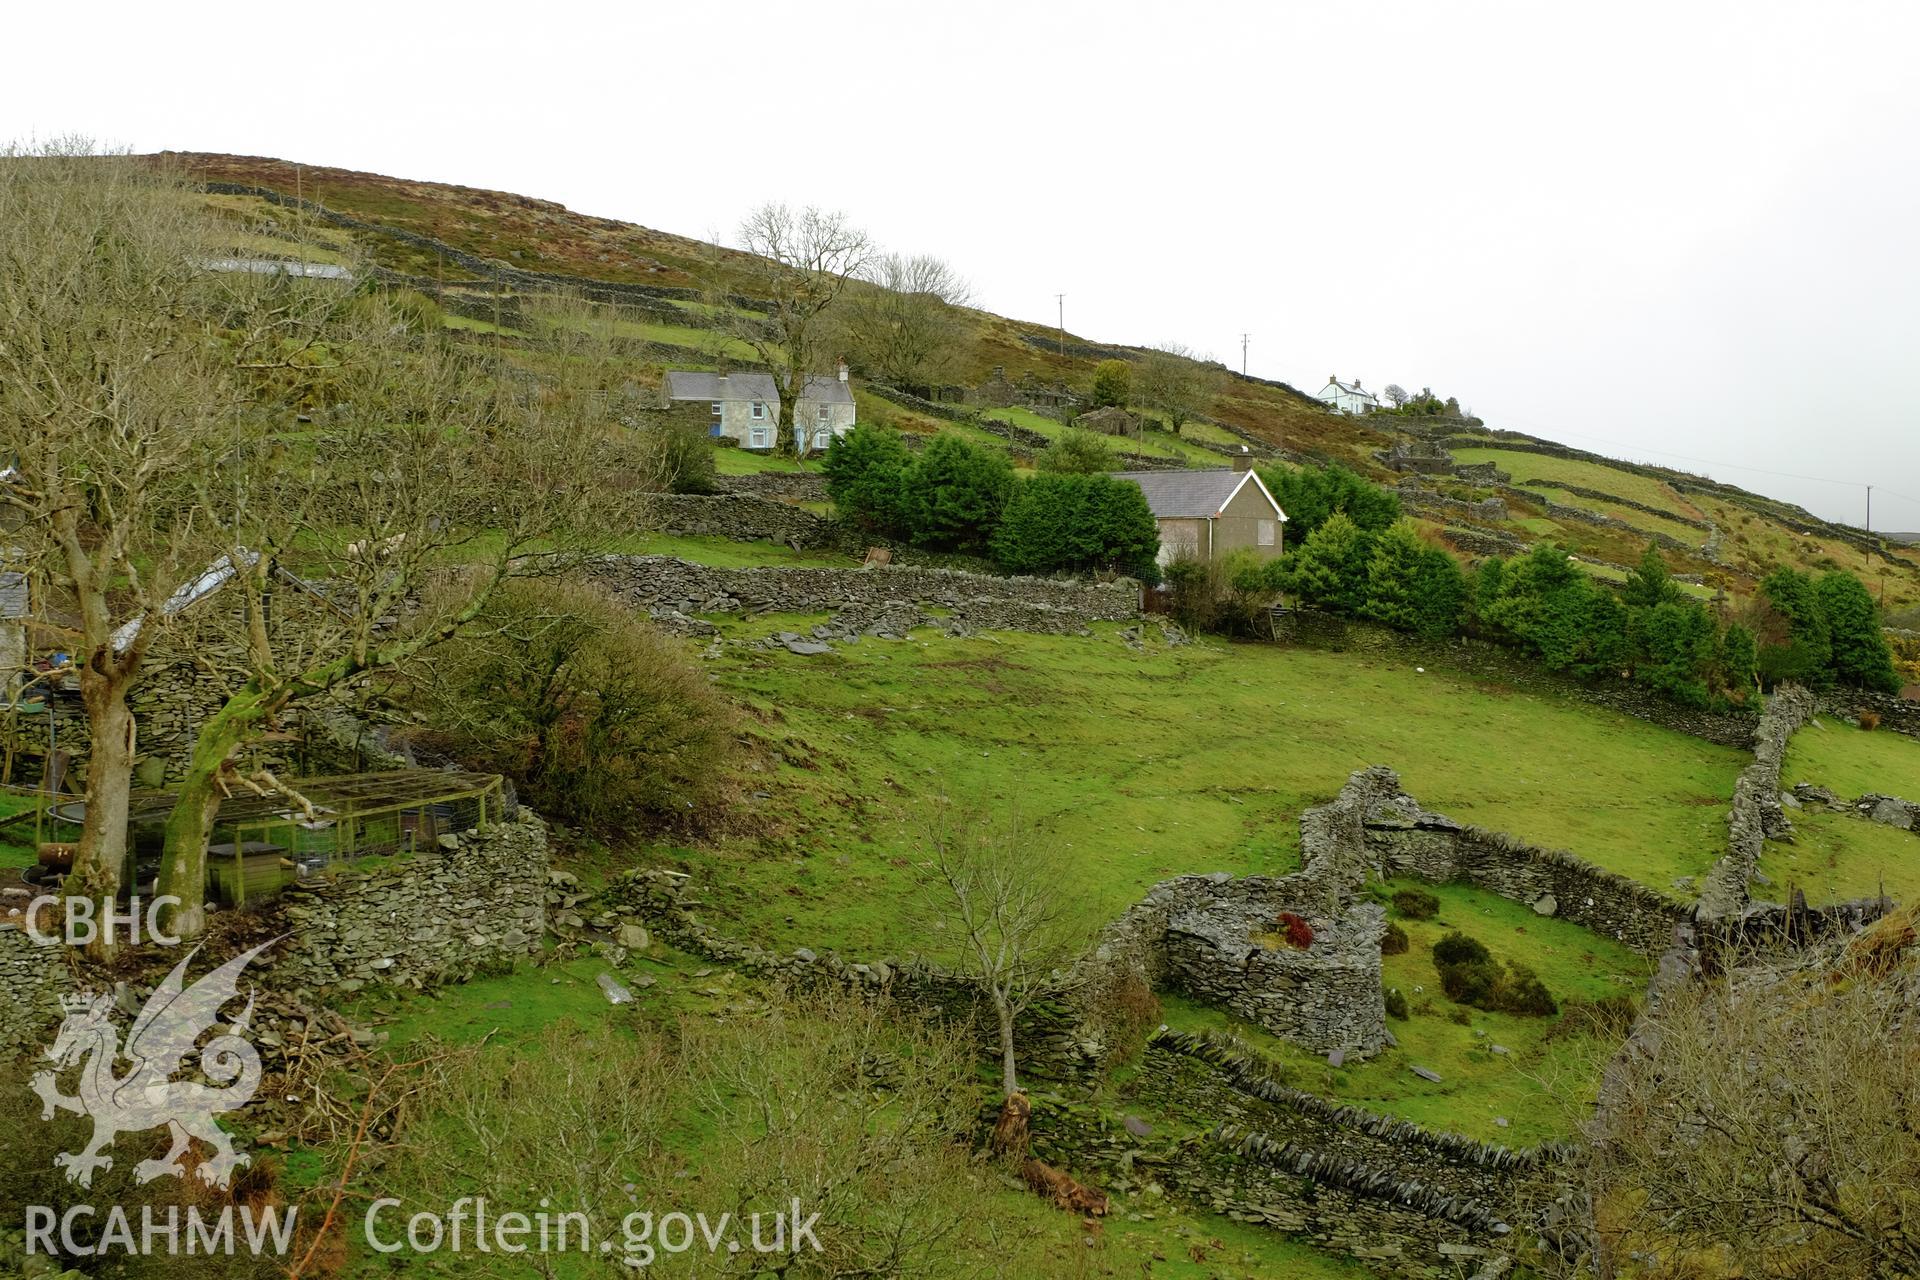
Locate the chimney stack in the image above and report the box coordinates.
[1232,445,1253,472]
[837,359,849,384]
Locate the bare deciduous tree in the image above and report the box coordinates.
[705,203,872,457]
[152,294,655,939]
[378,994,985,1278]
[1383,383,1410,408]
[1576,918,1920,1278]
[838,253,973,396]
[1134,343,1222,437]
[0,142,328,956]
[920,807,1088,1096]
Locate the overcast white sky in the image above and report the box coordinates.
[8,0,1917,528]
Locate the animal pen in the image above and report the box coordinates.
[23,769,509,906]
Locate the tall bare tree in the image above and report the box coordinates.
[920,806,1087,1096]
[1383,383,1411,408]
[0,142,328,956]
[152,294,655,939]
[839,253,973,396]
[704,203,872,456]
[1134,343,1222,436]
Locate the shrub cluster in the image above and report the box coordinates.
[1751,566,1902,693]
[1280,513,1469,639]
[1432,931,1557,1017]
[1383,986,1410,1020]
[825,425,1158,577]
[1391,888,1440,920]
[1381,920,1410,955]
[1473,543,1760,710]
[1163,549,1286,635]
[406,579,736,836]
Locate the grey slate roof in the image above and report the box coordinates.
[663,370,853,405]
[1114,469,1278,520]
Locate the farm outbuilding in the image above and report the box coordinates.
[1115,467,1287,567]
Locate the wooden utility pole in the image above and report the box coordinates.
[1241,333,1250,376]
[1055,293,1065,360]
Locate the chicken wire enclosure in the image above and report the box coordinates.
[197,770,510,906]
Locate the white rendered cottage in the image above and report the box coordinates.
[661,363,856,454]
[1315,376,1379,415]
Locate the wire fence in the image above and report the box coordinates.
[2,770,510,907]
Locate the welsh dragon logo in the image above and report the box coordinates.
[30,941,274,1190]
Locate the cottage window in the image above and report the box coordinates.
[817,405,830,423]
[1258,519,1277,547]
[710,402,722,417]
[749,425,772,449]
[751,401,767,420]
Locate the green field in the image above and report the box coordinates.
[657,618,1746,956]
[1757,805,1920,905]
[1450,446,1701,518]
[1151,880,1646,1144]
[630,531,854,568]
[711,446,821,475]
[1785,715,1920,801]
[334,951,1370,1280]
[982,405,1229,466]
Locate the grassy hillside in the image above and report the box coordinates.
[157,151,1920,621]
[672,614,1744,956]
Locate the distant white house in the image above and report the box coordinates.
[1316,376,1379,415]
[660,363,856,453]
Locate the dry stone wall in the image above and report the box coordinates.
[716,472,831,502]
[1025,1081,1526,1279]
[595,868,1103,1084]
[591,555,1140,634]
[1697,686,1815,920]
[266,809,549,994]
[1817,688,1920,741]
[647,494,848,550]
[1319,766,1690,953]
[1161,883,1387,1054]
[0,919,71,1056]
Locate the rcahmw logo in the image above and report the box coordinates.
[24,940,297,1258]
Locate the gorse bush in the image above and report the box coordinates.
[823,422,913,534]
[1392,888,1440,920]
[1383,986,1410,1020]
[1432,930,1557,1016]
[1381,920,1410,955]
[408,579,736,836]
[656,421,719,494]
[1752,566,1900,693]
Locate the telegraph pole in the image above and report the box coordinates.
[1865,484,1874,571]
[1241,333,1250,377]
[1055,293,1066,359]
